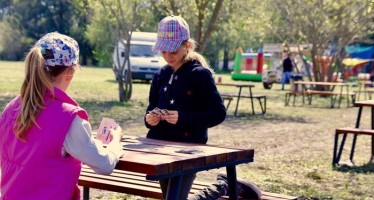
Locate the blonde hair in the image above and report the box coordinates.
[183,39,213,72]
[15,47,55,141]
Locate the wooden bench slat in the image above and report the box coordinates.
[332,127,374,166]
[221,93,266,99]
[336,127,374,135]
[306,90,355,96]
[220,93,267,115]
[285,89,355,107]
[79,166,298,200]
[79,176,163,199]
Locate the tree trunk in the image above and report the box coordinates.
[223,47,229,72]
[198,0,224,53]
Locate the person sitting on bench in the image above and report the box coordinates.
[0,32,124,200]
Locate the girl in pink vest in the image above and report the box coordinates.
[0,32,124,200]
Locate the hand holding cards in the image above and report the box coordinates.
[147,107,178,125]
[149,107,170,116]
[97,118,120,144]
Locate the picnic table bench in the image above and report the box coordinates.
[221,96,234,111]
[216,83,266,116]
[285,90,355,106]
[79,165,299,200]
[285,81,355,108]
[333,100,374,166]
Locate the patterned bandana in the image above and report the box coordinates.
[35,32,79,67]
[153,15,190,52]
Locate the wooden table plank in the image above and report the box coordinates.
[123,137,253,165]
[111,136,254,180]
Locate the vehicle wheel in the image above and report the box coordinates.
[263,82,273,89]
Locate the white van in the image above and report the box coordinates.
[113,32,166,81]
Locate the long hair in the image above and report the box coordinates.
[14,47,65,141]
[183,39,213,72]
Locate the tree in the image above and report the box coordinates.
[89,0,156,102]
[0,0,93,63]
[265,0,374,84]
[0,19,23,60]
[149,0,225,54]
[71,0,94,65]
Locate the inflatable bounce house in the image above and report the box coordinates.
[231,47,274,82]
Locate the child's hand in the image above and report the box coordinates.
[108,125,123,143]
[161,110,178,124]
[146,113,161,126]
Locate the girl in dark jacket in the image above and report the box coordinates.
[144,15,260,200]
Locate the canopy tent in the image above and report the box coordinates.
[342,58,372,67]
[345,45,374,59]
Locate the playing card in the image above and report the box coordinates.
[159,109,170,115]
[97,118,118,144]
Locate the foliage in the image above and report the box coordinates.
[87,0,164,102]
[0,19,23,60]
[85,0,114,67]
[0,0,93,63]
[0,0,373,82]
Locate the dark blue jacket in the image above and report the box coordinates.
[283,57,293,72]
[145,60,226,144]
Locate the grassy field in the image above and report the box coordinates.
[1,61,373,200]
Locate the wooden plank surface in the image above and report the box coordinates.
[114,136,254,176]
[79,166,298,200]
[354,100,374,107]
[216,83,255,87]
[294,81,349,86]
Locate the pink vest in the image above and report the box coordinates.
[0,87,89,200]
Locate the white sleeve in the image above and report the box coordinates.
[62,116,125,175]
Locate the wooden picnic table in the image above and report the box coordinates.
[355,80,374,101]
[106,136,254,200]
[216,82,266,116]
[292,81,352,108]
[333,100,374,165]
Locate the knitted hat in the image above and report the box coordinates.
[153,15,190,52]
[35,32,79,66]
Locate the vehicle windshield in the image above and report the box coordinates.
[130,44,155,57]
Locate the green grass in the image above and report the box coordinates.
[1,61,374,200]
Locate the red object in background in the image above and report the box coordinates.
[245,58,253,70]
[257,51,263,74]
[344,62,369,78]
[217,76,222,83]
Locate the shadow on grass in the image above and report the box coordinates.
[333,162,374,173]
[225,112,310,124]
[78,100,131,110]
[106,79,151,85]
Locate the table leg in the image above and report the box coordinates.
[371,135,374,162]
[249,87,255,115]
[350,134,358,162]
[350,106,363,163]
[226,165,238,200]
[83,187,90,200]
[371,107,374,162]
[357,82,362,101]
[330,94,337,108]
[345,85,350,107]
[337,85,344,108]
[234,87,243,116]
[336,133,348,165]
[165,176,183,200]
